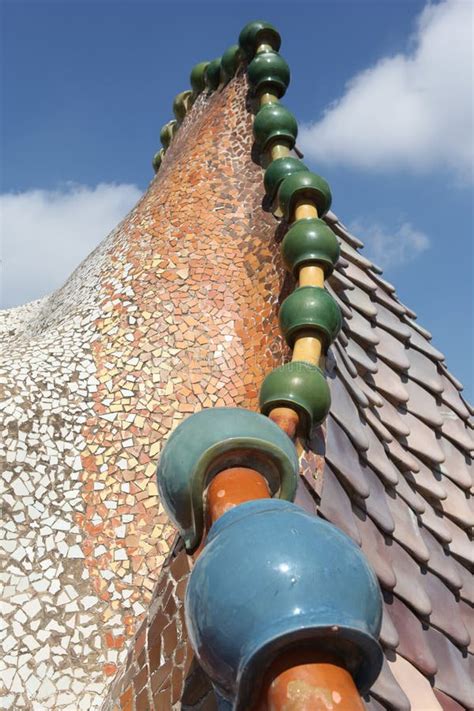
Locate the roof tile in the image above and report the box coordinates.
[425,626,473,708]
[439,374,471,421]
[342,260,378,293]
[327,377,370,451]
[420,501,453,545]
[376,396,411,438]
[361,424,399,486]
[404,456,447,501]
[319,463,361,544]
[364,408,393,443]
[444,518,473,566]
[407,325,445,361]
[293,477,318,516]
[343,309,380,346]
[368,271,396,294]
[374,304,411,341]
[406,347,444,394]
[388,653,443,711]
[358,464,395,535]
[327,283,353,320]
[432,688,465,711]
[364,695,388,711]
[353,507,397,589]
[440,407,474,453]
[402,411,446,465]
[386,593,437,676]
[386,493,429,563]
[333,344,370,408]
[458,600,474,654]
[384,435,421,474]
[438,437,472,490]
[325,416,370,498]
[373,286,406,316]
[390,540,431,616]
[345,338,378,374]
[370,655,411,711]
[374,327,411,371]
[403,316,432,341]
[393,473,425,515]
[404,377,444,428]
[366,358,410,403]
[330,267,355,292]
[339,239,375,271]
[419,526,462,591]
[327,216,364,249]
[380,602,399,649]
[452,558,474,604]
[340,282,378,318]
[422,571,470,648]
[434,475,474,530]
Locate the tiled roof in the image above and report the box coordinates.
[1,42,472,711]
[102,72,472,707]
[104,194,473,711]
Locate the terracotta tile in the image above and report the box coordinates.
[341,282,377,318]
[293,477,318,516]
[366,358,409,404]
[439,374,471,421]
[374,326,410,371]
[425,626,473,708]
[458,600,474,654]
[393,472,425,515]
[440,410,474,454]
[422,572,470,648]
[402,411,445,465]
[380,602,399,649]
[320,463,361,544]
[374,304,411,341]
[325,416,370,498]
[361,424,399,487]
[434,475,474,530]
[354,508,396,590]
[404,377,443,427]
[345,338,378,374]
[327,377,370,452]
[420,501,453,545]
[405,347,444,394]
[386,492,429,563]
[360,464,395,535]
[444,518,472,566]
[333,343,370,408]
[390,540,431,616]
[343,307,380,346]
[407,325,445,362]
[438,437,472,491]
[420,526,462,591]
[388,653,442,710]
[404,455,447,501]
[386,593,437,676]
[433,689,465,711]
[363,695,388,711]
[377,395,410,438]
[370,655,410,711]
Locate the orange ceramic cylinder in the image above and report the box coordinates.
[254,651,364,711]
[206,467,271,525]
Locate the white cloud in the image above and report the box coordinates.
[0,182,141,309]
[300,0,473,181]
[350,219,430,269]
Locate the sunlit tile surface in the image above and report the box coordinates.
[1,69,472,711]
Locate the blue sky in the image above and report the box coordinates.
[1,0,472,400]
